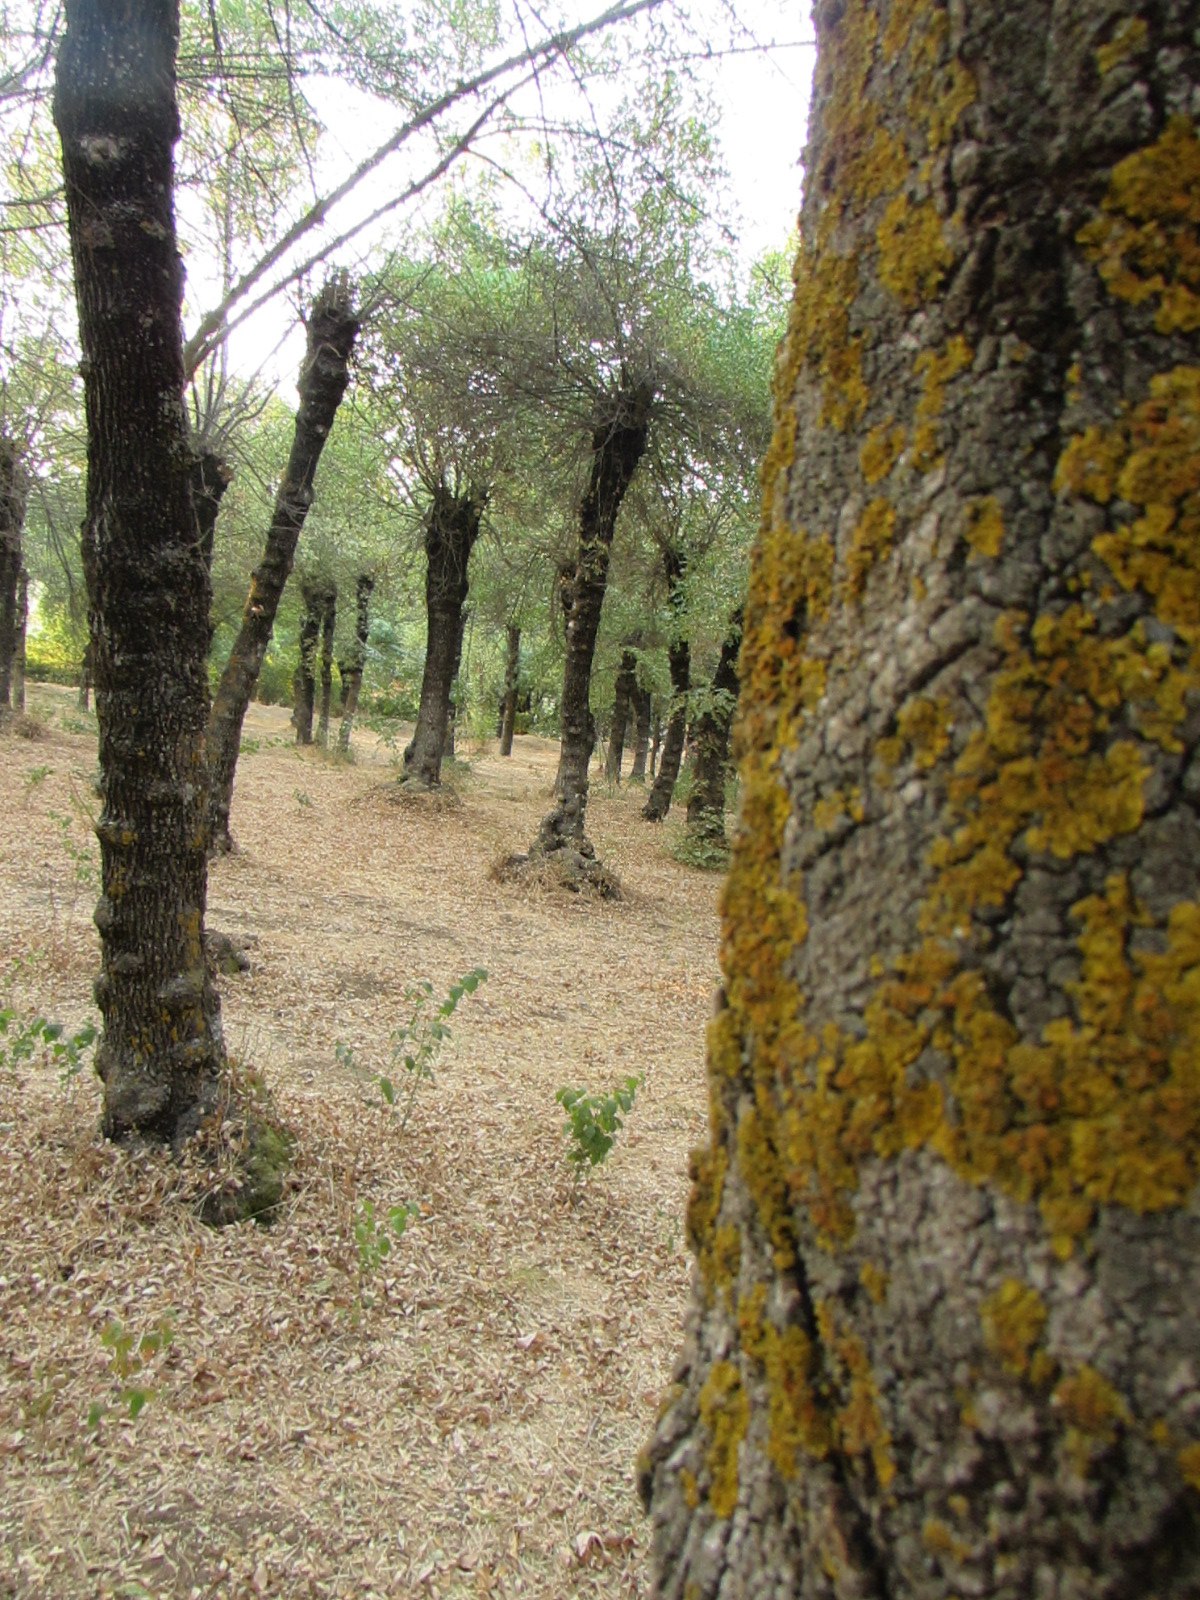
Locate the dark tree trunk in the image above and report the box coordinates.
[443,604,469,762]
[78,639,92,710]
[0,434,28,714]
[643,550,689,822]
[402,484,483,788]
[53,0,225,1142]
[629,683,651,781]
[643,1,1200,1594]
[684,609,742,845]
[499,623,520,756]
[535,379,653,854]
[12,568,27,712]
[649,707,662,779]
[292,577,321,745]
[316,580,336,747]
[605,645,638,783]
[337,572,374,753]
[207,279,359,847]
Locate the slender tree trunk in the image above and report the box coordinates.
[402,484,483,788]
[499,623,520,756]
[605,645,638,783]
[53,0,225,1142]
[643,3,1200,1594]
[207,278,359,847]
[12,569,27,712]
[535,379,653,855]
[316,579,336,747]
[0,434,28,714]
[649,706,662,779]
[629,683,651,781]
[643,549,689,822]
[292,578,320,745]
[684,609,742,846]
[337,572,374,753]
[443,605,469,762]
[77,639,92,711]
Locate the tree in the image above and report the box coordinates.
[53,0,226,1142]
[0,434,29,713]
[683,606,741,849]
[641,1,1200,1594]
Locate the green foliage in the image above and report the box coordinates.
[556,1076,642,1193]
[669,827,731,873]
[337,966,488,1133]
[0,1007,98,1084]
[353,1199,419,1295]
[49,805,99,890]
[86,1314,175,1432]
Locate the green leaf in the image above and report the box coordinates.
[380,1076,396,1105]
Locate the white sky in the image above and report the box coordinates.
[199,0,816,388]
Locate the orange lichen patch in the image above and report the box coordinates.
[896,696,952,770]
[916,337,974,420]
[817,1301,896,1488]
[922,1518,971,1562]
[925,58,976,149]
[860,421,908,485]
[698,1360,749,1518]
[844,498,898,600]
[1095,15,1148,74]
[981,1280,1047,1376]
[1179,1442,1200,1490]
[962,496,1005,559]
[859,1261,888,1304]
[1077,116,1200,334]
[877,194,954,307]
[813,787,865,831]
[1053,1365,1131,1437]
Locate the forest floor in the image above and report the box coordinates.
[0,685,723,1600]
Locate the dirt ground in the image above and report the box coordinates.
[0,685,723,1600]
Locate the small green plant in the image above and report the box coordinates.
[293,788,313,808]
[353,1200,418,1305]
[338,966,488,1132]
[48,805,99,890]
[86,1313,175,1431]
[23,764,53,794]
[556,1075,642,1195]
[0,1009,98,1083]
[669,826,731,872]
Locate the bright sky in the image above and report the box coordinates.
[203,0,816,387]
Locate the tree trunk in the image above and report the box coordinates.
[535,379,653,854]
[12,568,27,713]
[207,279,359,847]
[316,579,336,747]
[642,3,1200,1595]
[402,484,483,788]
[683,610,742,846]
[643,549,690,822]
[443,605,469,762]
[53,0,225,1142]
[292,577,321,746]
[337,572,374,753]
[629,683,651,781]
[77,639,92,711]
[649,706,662,779]
[605,646,638,783]
[499,623,520,756]
[0,434,28,714]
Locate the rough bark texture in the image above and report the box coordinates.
[207,280,359,845]
[536,380,653,854]
[606,645,639,782]
[337,572,374,753]
[684,610,742,845]
[0,434,29,712]
[78,640,92,710]
[499,623,521,757]
[53,0,226,1141]
[402,485,482,788]
[292,578,321,746]
[643,2,1200,1595]
[443,605,469,762]
[644,551,691,822]
[316,580,336,747]
[630,684,652,781]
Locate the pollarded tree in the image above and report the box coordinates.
[641,1,1200,1595]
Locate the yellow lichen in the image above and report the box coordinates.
[877,194,953,307]
[1095,16,1148,74]
[859,1261,888,1304]
[845,498,898,600]
[896,695,952,769]
[1078,117,1200,334]
[1053,1365,1130,1436]
[1179,1442,1200,1490]
[962,496,1005,559]
[980,1280,1047,1376]
[859,421,908,486]
[698,1360,749,1518]
[922,1518,971,1562]
[817,1302,896,1488]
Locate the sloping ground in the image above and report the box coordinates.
[0,687,722,1600]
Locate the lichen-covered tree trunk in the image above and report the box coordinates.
[629,684,652,781]
[337,572,374,753]
[499,623,521,756]
[536,380,653,854]
[316,580,336,747]
[0,434,29,714]
[402,484,483,788]
[53,0,226,1142]
[642,3,1200,1595]
[208,281,359,847]
[606,645,639,782]
[684,610,742,846]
